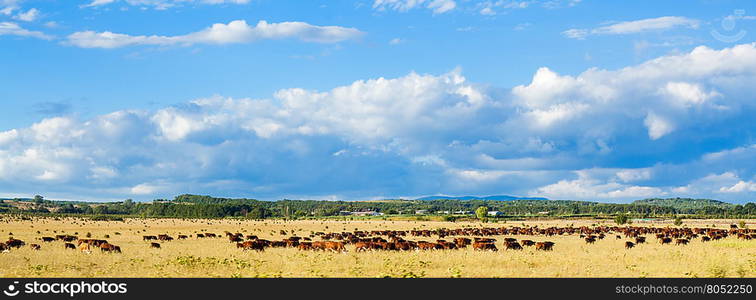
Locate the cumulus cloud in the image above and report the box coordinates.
[0,21,53,39]
[564,16,700,39]
[65,20,364,48]
[1,44,756,201]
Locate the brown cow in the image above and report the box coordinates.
[239,241,266,251]
[0,242,9,252]
[675,239,689,245]
[535,241,554,251]
[520,240,535,247]
[40,237,55,242]
[79,243,92,253]
[30,244,41,250]
[324,241,347,253]
[150,242,161,249]
[635,237,646,244]
[504,241,523,250]
[297,242,313,251]
[142,235,157,241]
[472,242,497,251]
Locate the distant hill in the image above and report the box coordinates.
[415,195,548,201]
[632,198,735,209]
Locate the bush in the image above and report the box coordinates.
[615,214,629,225]
[739,220,746,228]
[673,217,683,226]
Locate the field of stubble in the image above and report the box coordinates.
[0,217,754,278]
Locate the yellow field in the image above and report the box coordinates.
[0,217,754,278]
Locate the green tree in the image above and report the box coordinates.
[475,206,488,221]
[739,220,746,229]
[615,214,629,225]
[33,195,44,204]
[673,216,683,226]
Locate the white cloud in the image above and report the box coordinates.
[562,28,587,39]
[372,0,456,14]
[661,82,720,106]
[564,16,700,39]
[83,0,251,9]
[130,183,164,195]
[1,44,756,201]
[389,37,403,45]
[720,180,756,193]
[616,169,651,182]
[478,1,531,15]
[65,20,364,48]
[13,7,38,22]
[0,21,53,40]
[531,173,663,200]
[644,112,674,140]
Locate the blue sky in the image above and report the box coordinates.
[1,0,755,203]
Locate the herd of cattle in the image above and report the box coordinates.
[0,224,753,254]
[228,224,753,252]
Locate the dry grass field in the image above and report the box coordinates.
[0,217,754,278]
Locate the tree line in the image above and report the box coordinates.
[1,194,754,219]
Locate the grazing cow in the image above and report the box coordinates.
[454,238,471,247]
[196,234,205,238]
[0,243,9,253]
[504,242,523,250]
[354,241,373,252]
[635,237,646,244]
[79,243,92,254]
[660,237,672,245]
[701,236,711,242]
[142,235,158,241]
[535,242,554,251]
[158,234,173,241]
[297,242,313,251]
[41,237,55,242]
[675,239,689,245]
[99,243,121,253]
[324,241,347,253]
[30,244,41,250]
[625,241,635,249]
[177,235,188,240]
[239,241,266,251]
[520,240,535,247]
[64,243,76,250]
[6,238,25,248]
[246,235,258,240]
[229,236,243,243]
[584,237,596,244]
[472,242,497,251]
[150,242,161,249]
